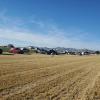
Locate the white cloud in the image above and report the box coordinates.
[0,11,100,50]
[0,27,99,50]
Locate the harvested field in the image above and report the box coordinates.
[0,54,100,100]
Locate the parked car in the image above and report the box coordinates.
[9,48,24,54]
[0,49,3,54]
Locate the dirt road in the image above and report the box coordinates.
[0,54,100,100]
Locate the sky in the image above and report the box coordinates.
[0,0,100,50]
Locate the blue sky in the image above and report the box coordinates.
[0,0,100,49]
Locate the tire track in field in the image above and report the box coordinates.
[84,73,100,100]
[0,58,93,78]
[0,57,94,76]
[61,66,100,100]
[1,62,97,100]
[0,59,94,91]
[0,56,100,100]
[0,64,87,99]
[43,64,100,100]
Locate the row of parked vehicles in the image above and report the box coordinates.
[0,44,100,55]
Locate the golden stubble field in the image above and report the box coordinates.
[0,54,100,100]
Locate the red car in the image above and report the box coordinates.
[9,48,23,54]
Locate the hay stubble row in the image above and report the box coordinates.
[0,54,100,100]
